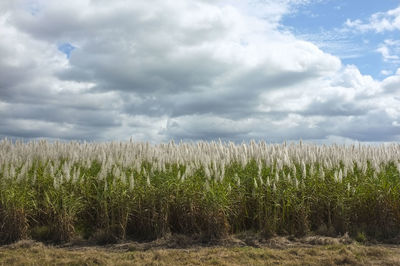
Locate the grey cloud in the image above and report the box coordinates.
[1,0,399,143]
[161,113,330,143]
[0,65,35,91]
[168,94,257,118]
[12,1,228,46]
[121,89,263,119]
[118,66,331,120]
[382,74,400,94]
[0,48,42,102]
[231,68,310,91]
[301,98,367,117]
[316,111,400,142]
[63,47,229,95]
[0,118,104,141]
[162,116,251,142]
[2,103,121,128]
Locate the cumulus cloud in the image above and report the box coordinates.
[382,68,400,94]
[0,0,399,143]
[345,6,400,33]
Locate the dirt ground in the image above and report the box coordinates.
[1,234,400,265]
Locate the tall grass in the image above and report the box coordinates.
[0,139,399,244]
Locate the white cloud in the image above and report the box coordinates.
[382,68,400,94]
[0,0,399,142]
[377,45,399,62]
[344,6,400,68]
[376,39,400,63]
[345,6,400,33]
[381,70,393,76]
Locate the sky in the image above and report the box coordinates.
[0,0,399,143]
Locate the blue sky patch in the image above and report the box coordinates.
[58,43,76,59]
[281,0,400,80]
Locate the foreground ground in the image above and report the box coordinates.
[1,235,400,265]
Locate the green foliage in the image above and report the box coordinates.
[0,140,400,244]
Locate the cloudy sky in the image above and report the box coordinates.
[0,0,400,143]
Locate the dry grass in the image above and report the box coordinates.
[1,238,400,266]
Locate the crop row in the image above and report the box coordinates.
[0,139,399,244]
